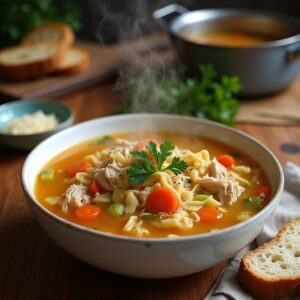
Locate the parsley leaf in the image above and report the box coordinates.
[121,64,242,126]
[130,150,152,165]
[163,157,188,175]
[127,163,155,185]
[127,140,187,184]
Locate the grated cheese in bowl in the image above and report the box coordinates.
[3,110,59,135]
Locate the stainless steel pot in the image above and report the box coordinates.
[153,4,300,96]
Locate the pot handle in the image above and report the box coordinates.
[287,48,300,62]
[153,4,189,27]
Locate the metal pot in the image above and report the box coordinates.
[153,4,300,96]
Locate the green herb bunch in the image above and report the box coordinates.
[0,0,81,48]
[127,140,187,184]
[122,64,242,126]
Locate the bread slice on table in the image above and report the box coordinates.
[238,217,300,300]
[21,22,74,48]
[0,41,66,80]
[55,47,90,75]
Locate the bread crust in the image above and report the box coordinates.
[21,22,75,48]
[55,48,90,75]
[238,217,300,300]
[0,42,67,80]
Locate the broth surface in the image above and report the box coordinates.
[186,31,273,47]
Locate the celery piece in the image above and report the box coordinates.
[236,212,252,222]
[107,203,125,217]
[194,194,209,201]
[95,135,113,145]
[40,169,55,182]
[243,196,262,210]
[142,213,156,220]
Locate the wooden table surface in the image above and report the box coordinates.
[1,81,300,300]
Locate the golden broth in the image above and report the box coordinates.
[35,131,270,238]
[187,31,273,47]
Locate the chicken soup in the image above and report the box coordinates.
[186,31,273,47]
[35,131,271,238]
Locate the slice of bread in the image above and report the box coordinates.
[238,217,300,300]
[21,22,74,48]
[0,41,66,80]
[55,47,90,75]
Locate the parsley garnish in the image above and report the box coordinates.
[127,140,188,184]
[122,64,241,126]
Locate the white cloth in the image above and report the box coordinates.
[205,162,300,300]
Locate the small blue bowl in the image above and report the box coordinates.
[0,100,74,150]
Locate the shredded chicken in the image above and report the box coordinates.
[197,177,228,193]
[209,158,227,179]
[140,186,156,207]
[95,162,127,191]
[62,184,90,212]
[116,138,136,148]
[197,159,245,205]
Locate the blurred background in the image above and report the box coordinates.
[1,0,300,48]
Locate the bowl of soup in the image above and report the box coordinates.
[21,114,283,278]
[153,5,300,96]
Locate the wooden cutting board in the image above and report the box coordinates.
[0,34,172,101]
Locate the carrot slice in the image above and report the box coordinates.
[88,180,103,195]
[146,187,179,214]
[75,205,102,222]
[135,138,158,164]
[217,154,235,168]
[66,160,90,176]
[198,207,222,223]
[134,138,158,151]
[255,186,269,197]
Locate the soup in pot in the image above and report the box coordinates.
[186,31,273,47]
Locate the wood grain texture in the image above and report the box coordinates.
[0,82,300,299]
[237,76,300,125]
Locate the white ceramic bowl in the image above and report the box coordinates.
[21,114,284,278]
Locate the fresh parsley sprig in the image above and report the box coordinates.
[122,64,242,126]
[127,140,188,184]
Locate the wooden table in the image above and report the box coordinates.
[1,81,300,300]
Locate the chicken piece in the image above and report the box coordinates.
[116,138,136,148]
[197,177,228,194]
[62,184,90,212]
[139,186,153,207]
[95,162,126,191]
[197,176,244,205]
[209,158,227,179]
[225,181,245,205]
[94,170,113,191]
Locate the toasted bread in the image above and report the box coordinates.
[55,47,90,75]
[21,22,74,48]
[238,217,300,300]
[0,41,66,80]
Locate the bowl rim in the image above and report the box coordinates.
[21,113,284,244]
[0,99,74,137]
[169,8,300,49]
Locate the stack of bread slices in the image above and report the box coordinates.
[0,23,90,80]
